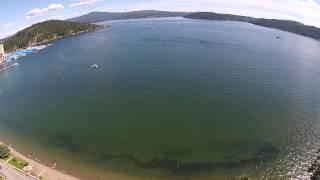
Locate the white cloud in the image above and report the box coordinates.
[0,24,29,39]
[0,31,14,39]
[3,22,17,28]
[45,15,71,20]
[26,3,64,19]
[69,0,103,7]
[47,4,64,11]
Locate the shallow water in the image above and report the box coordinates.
[1,18,320,179]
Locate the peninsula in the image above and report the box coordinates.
[184,12,320,41]
[3,20,103,52]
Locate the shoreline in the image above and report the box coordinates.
[0,25,108,71]
[0,142,80,180]
[0,133,163,180]
[5,25,107,54]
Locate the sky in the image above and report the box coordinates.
[1,0,320,38]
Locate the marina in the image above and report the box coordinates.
[0,44,51,72]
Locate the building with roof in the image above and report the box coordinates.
[0,44,5,64]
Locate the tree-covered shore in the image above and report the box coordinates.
[184,12,320,41]
[3,20,103,52]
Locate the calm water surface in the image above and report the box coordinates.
[1,18,320,179]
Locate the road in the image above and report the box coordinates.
[0,161,34,180]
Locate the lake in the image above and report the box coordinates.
[1,17,320,179]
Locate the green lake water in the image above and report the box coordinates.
[1,18,320,179]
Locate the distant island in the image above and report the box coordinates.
[184,12,320,41]
[68,10,188,23]
[3,20,102,52]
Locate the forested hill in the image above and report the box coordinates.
[3,20,102,52]
[184,12,254,22]
[251,19,320,40]
[68,10,188,23]
[185,12,320,41]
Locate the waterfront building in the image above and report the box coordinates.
[0,44,5,64]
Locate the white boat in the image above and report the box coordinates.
[90,64,99,69]
[12,62,19,67]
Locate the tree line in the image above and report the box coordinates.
[185,12,320,41]
[3,20,102,52]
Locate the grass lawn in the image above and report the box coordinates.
[8,156,28,170]
[0,173,6,180]
[3,154,12,161]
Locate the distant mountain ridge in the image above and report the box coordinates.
[184,12,255,22]
[68,10,188,23]
[185,12,320,41]
[3,10,319,52]
[69,10,320,41]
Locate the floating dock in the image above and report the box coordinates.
[5,44,51,63]
[0,44,51,72]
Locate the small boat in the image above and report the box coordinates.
[90,64,99,69]
[12,62,19,67]
[276,36,280,39]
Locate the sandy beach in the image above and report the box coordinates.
[0,142,79,180]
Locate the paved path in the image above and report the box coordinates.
[5,157,12,163]
[0,161,34,180]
